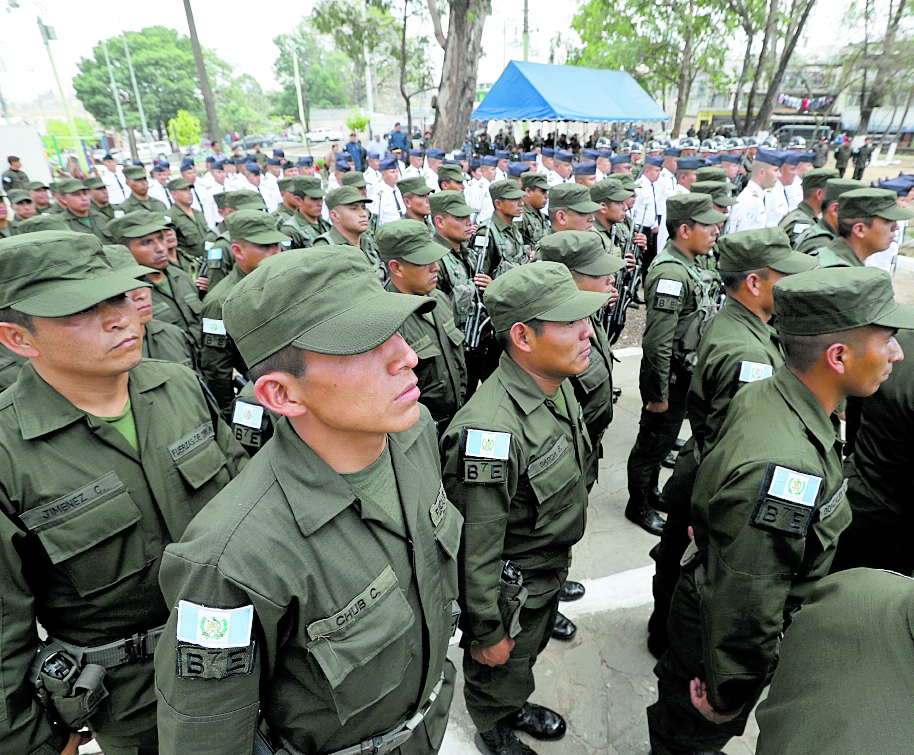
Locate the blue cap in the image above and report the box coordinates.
[426,148,445,160]
[721,153,741,164]
[297,156,314,167]
[507,162,527,177]
[644,156,664,167]
[782,151,805,165]
[800,151,816,163]
[443,158,461,165]
[151,164,169,174]
[706,154,723,164]
[273,148,284,157]
[469,158,481,170]
[102,153,114,161]
[245,161,260,173]
[234,157,247,165]
[379,156,398,170]
[408,149,424,157]
[453,152,467,160]
[267,158,281,166]
[573,162,597,176]
[677,158,703,171]
[494,149,510,159]
[334,158,351,172]
[206,155,216,164]
[754,149,783,167]
[581,148,600,160]
[481,155,498,166]
[663,148,682,157]
[554,149,573,162]
[610,154,631,165]
[131,160,144,166]
[542,148,555,158]
[521,152,536,161]
[180,159,195,171]
[598,149,614,159]
[213,161,226,170]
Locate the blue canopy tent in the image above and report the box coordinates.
[473,61,668,122]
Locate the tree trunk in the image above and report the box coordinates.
[672,0,694,138]
[399,0,414,135]
[427,0,489,150]
[857,0,908,136]
[732,27,754,134]
[744,0,778,131]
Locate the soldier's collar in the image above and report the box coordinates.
[771,368,841,452]
[496,351,562,416]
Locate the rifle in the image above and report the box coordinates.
[604,204,649,345]
[464,220,492,350]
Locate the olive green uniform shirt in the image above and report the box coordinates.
[202,226,235,292]
[441,352,591,649]
[272,203,295,229]
[0,361,247,754]
[777,200,816,247]
[795,217,837,254]
[281,211,330,249]
[59,207,115,245]
[314,226,385,284]
[570,314,614,488]
[142,319,197,371]
[473,214,527,278]
[0,343,25,391]
[593,220,626,258]
[690,367,851,715]
[200,265,248,413]
[170,206,208,260]
[811,236,863,268]
[149,265,204,349]
[519,203,549,249]
[119,194,167,215]
[155,407,461,755]
[431,234,476,328]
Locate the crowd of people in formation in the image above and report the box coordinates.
[2,117,914,755]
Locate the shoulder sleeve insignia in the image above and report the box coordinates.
[464,428,511,459]
[653,278,682,312]
[163,215,172,225]
[232,400,264,430]
[792,223,811,234]
[474,233,487,248]
[461,428,511,485]
[749,462,823,536]
[738,361,774,383]
[656,279,683,296]
[202,318,227,336]
[176,601,254,648]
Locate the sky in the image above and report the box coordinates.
[0,0,849,111]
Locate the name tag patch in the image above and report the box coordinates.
[308,566,397,637]
[430,484,449,525]
[818,479,847,519]
[19,472,125,531]
[176,601,254,648]
[750,462,823,536]
[176,642,255,680]
[527,434,568,479]
[738,361,774,383]
[168,422,216,461]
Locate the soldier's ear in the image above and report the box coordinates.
[254,372,307,418]
[0,322,40,359]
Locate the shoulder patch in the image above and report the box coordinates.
[461,428,511,485]
[176,642,255,680]
[792,223,811,234]
[464,428,511,459]
[749,462,823,537]
[202,318,227,336]
[656,279,683,296]
[176,601,254,649]
[232,400,264,430]
[738,361,774,383]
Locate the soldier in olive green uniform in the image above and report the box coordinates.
[155,245,461,755]
[313,186,385,283]
[473,180,529,278]
[794,178,863,254]
[647,266,914,755]
[756,569,914,755]
[200,211,288,415]
[205,190,265,292]
[0,231,247,755]
[118,165,167,214]
[378,220,467,429]
[110,212,204,349]
[777,167,837,246]
[518,172,550,249]
[813,187,914,269]
[591,178,636,259]
[271,176,299,228]
[281,175,330,249]
[441,263,607,755]
[626,194,725,536]
[166,177,208,261]
[646,229,816,658]
[56,178,115,244]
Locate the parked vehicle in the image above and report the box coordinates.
[305,128,343,142]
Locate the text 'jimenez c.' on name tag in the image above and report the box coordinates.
[202,318,227,336]
[464,429,511,459]
[656,279,683,297]
[739,361,773,383]
[767,466,822,507]
[176,601,254,648]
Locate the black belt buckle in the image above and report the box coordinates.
[360,735,383,754]
[125,630,148,663]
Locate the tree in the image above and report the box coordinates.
[73,27,216,138]
[213,74,272,136]
[395,0,436,134]
[168,110,201,148]
[569,0,734,137]
[273,23,357,129]
[426,0,490,150]
[345,108,370,135]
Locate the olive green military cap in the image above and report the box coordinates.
[520,172,548,191]
[293,175,325,198]
[225,209,291,244]
[25,180,49,191]
[326,185,371,210]
[122,165,147,180]
[773,267,914,335]
[538,231,625,276]
[215,190,265,211]
[48,182,61,193]
[166,177,191,191]
[15,215,68,233]
[824,178,864,205]
[549,183,602,213]
[223,245,434,366]
[102,243,156,278]
[666,193,727,225]
[0,231,149,317]
[429,190,473,218]
[612,173,637,192]
[397,176,432,196]
[83,176,105,190]
[341,171,368,189]
[838,188,914,221]
[376,219,446,264]
[109,211,169,239]
[484,261,609,333]
[7,189,31,204]
[590,178,633,204]
[716,228,817,274]
[690,180,737,206]
[57,178,87,194]
[695,167,728,183]
[489,180,524,201]
[277,177,296,193]
[437,164,464,184]
[800,167,839,191]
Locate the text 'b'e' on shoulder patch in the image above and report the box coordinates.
[176,601,254,649]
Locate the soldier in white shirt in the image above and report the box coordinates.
[766,152,799,227]
[656,157,700,250]
[493,149,510,182]
[179,159,219,231]
[658,148,680,200]
[467,156,497,223]
[364,154,382,198]
[240,162,281,212]
[548,149,575,187]
[424,148,445,192]
[574,161,598,188]
[785,151,815,211]
[633,155,665,263]
[727,150,782,233]
[611,154,633,175]
[595,149,613,182]
[100,154,128,204]
[401,149,424,179]
[370,155,406,225]
[147,163,173,207]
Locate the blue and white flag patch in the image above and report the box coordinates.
[739,361,773,383]
[656,279,683,296]
[464,429,511,459]
[177,600,254,648]
[767,466,821,507]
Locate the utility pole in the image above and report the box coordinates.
[523,0,529,61]
[182,0,219,141]
[102,39,128,134]
[292,53,308,144]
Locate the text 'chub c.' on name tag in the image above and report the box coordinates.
[750,463,823,537]
[462,428,511,485]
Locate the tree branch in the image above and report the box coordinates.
[426,0,447,48]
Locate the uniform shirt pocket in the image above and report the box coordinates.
[306,565,415,724]
[527,435,580,529]
[169,423,228,490]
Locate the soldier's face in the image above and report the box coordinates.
[90,187,109,205]
[437,212,473,243]
[127,177,148,197]
[127,231,169,269]
[495,197,523,218]
[575,175,596,187]
[573,272,616,307]
[394,259,440,296]
[481,166,496,181]
[860,216,898,254]
[526,319,595,379]
[557,208,593,232]
[642,165,661,182]
[30,188,49,206]
[524,187,547,210]
[14,200,35,219]
[554,161,573,179]
[61,190,91,216]
[844,325,903,397]
[300,196,323,217]
[404,194,430,217]
[127,286,154,324]
[293,333,422,437]
[601,200,627,224]
[332,202,369,235]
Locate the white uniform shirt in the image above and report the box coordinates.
[766,179,792,226]
[370,182,405,226]
[727,180,772,233]
[101,167,128,205]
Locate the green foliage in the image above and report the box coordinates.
[213,74,272,135]
[345,108,370,133]
[168,110,201,147]
[44,118,96,140]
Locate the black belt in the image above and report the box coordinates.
[51,625,164,669]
